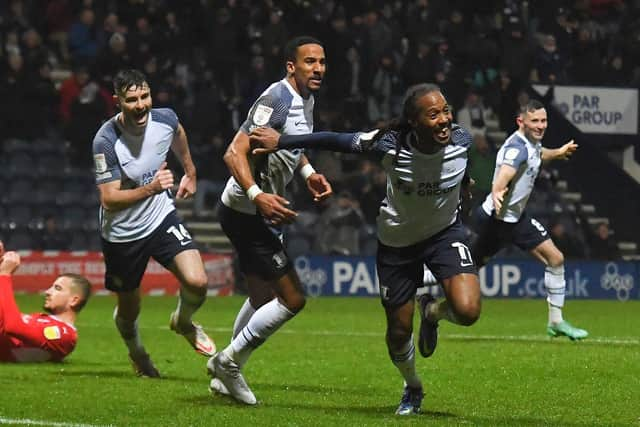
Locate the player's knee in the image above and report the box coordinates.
[386,328,412,352]
[453,300,481,326]
[284,294,306,313]
[183,271,208,289]
[549,253,564,268]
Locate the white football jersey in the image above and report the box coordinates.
[93,108,177,242]
[481,130,542,222]
[354,125,472,247]
[221,78,314,214]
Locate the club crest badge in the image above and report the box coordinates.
[253,104,274,126]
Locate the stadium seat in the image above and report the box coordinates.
[5,205,33,229]
[7,152,36,180]
[37,155,68,179]
[6,230,36,250]
[59,206,88,231]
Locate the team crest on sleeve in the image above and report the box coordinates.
[94,153,107,173]
[253,104,274,126]
[43,326,61,340]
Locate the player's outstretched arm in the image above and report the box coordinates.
[224,130,298,224]
[542,139,578,162]
[250,127,362,154]
[0,251,24,335]
[171,123,197,199]
[491,165,517,215]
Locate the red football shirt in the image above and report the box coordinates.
[0,276,77,362]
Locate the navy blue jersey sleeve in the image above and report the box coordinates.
[501,141,528,169]
[151,108,178,131]
[92,120,122,184]
[278,129,394,162]
[240,94,289,133]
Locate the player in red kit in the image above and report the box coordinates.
[0,241,92,362]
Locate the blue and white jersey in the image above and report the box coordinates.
[221,78,314,214]
[93,108,178,242]
[357,125,472,247]
[481,130,542,222]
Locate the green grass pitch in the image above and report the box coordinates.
[1,295,638,426]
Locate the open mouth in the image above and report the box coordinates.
[435,126,451,142]
[134,111,148,125]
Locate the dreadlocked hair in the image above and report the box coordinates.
[370,83,441,164]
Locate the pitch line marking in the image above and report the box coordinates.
[0,417,114,427]
[81,323,639,346]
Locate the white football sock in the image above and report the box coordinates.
[232,298,257,340]
[113,307,145,356]
[175,285,206,329]
[545,265,565,325]
[224,298,294,367]
[389,335,421,389]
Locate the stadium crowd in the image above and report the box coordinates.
[0,0,633,259]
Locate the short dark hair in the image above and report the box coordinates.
[113,69,148,96]
[284,36,323,62]
[61,273,92,312]
[519,99,545,115]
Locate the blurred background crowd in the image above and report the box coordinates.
[0,0,636,260]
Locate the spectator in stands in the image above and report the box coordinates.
[587,222,621,260]
[67,78,109,167]
[570,27,604,85]
[92,69,215,378]
[0,52,29,139]
[532,34,567,84]
[367,52,402,123]
[456,90,493,137]
[192,133,229,218]
[68,8,98,62]
[0,241,91,362]
[467,132,495,212]
[37,214,71,251]
[95,32,133,88]
[549,221,586,259]
[23,61,58,138]
[314,190,365,255]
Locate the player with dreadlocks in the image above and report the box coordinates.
[250,83,481,416]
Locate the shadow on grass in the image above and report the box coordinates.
[186,393,455,418]
[59,369,205,383]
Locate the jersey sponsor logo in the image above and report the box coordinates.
[94,153,107,173]
[253,104,274,126]
[43,326,61,340]
[294,119,308,127]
